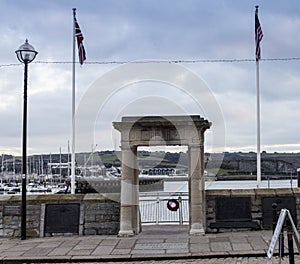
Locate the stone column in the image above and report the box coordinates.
[132,145,141,234]
[118,145,138,237]
[188,142,205,235]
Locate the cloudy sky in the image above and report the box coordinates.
[1,0,300,155]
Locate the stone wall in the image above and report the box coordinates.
[206,188,300,232]
[0,188,299,238]
[0,193,120,238]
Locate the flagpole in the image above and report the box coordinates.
[255,5,262,188]
[256,59,261,187]
[71,8,76,194]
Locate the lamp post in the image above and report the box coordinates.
[15,39,38,240]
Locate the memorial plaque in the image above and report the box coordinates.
[216,197,251,222]
[45,203,80,234]
[262,196,296,227]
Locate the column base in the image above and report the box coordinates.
[189,223,205,236]
[117,230,135,237]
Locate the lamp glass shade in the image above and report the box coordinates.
[15,39,38,63]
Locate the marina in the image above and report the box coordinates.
[0,174,298,195]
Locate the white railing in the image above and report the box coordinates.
[139,192,189,225]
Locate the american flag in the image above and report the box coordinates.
[255,7,263,61]
[74,16,86,65]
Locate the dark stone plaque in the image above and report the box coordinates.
[216,197,251,222]
[45,203,80,234]
[262,196,296,227]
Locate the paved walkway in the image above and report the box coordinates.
[0,226,298,263]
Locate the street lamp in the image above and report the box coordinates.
[15,39,38,240]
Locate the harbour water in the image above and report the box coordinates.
[164,179,298,193]
[0,178,297,196]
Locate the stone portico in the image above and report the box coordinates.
[113,115,211,236]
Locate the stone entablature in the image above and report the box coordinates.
[113,115,211,147]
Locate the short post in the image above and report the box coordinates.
[273,203,284,259]
[155,196,160,225]
[272,203,277,233]
[297,168,300,188]
[279,223,285,259]
[286,219,295,264]
[178,196,183,225]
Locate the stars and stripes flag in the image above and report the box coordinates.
[255,7,263,61]
[74,15,86,65]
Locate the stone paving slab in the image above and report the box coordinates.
[47,246,73,256]
[115,239,136,249]
[17,257,300,264]
[134,242,188,250]
[0,226,297,263]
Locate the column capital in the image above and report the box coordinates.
[120,144,137,151]
[188,143,202,149]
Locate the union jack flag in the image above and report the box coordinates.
[255,7,263,61]
[74,16,86,65]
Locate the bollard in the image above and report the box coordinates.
[178,196,183,225]
[155,196,160,225]
[287,219,295,264]
[272,203,284,259]
[287,232,295,264]
[279,230,285,259]
[297,168,300,188]
[272,203,277,233]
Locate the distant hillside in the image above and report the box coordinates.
[207,152,296,178]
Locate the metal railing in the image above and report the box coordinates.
[139,192,189,225]
[265,175,297,189]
